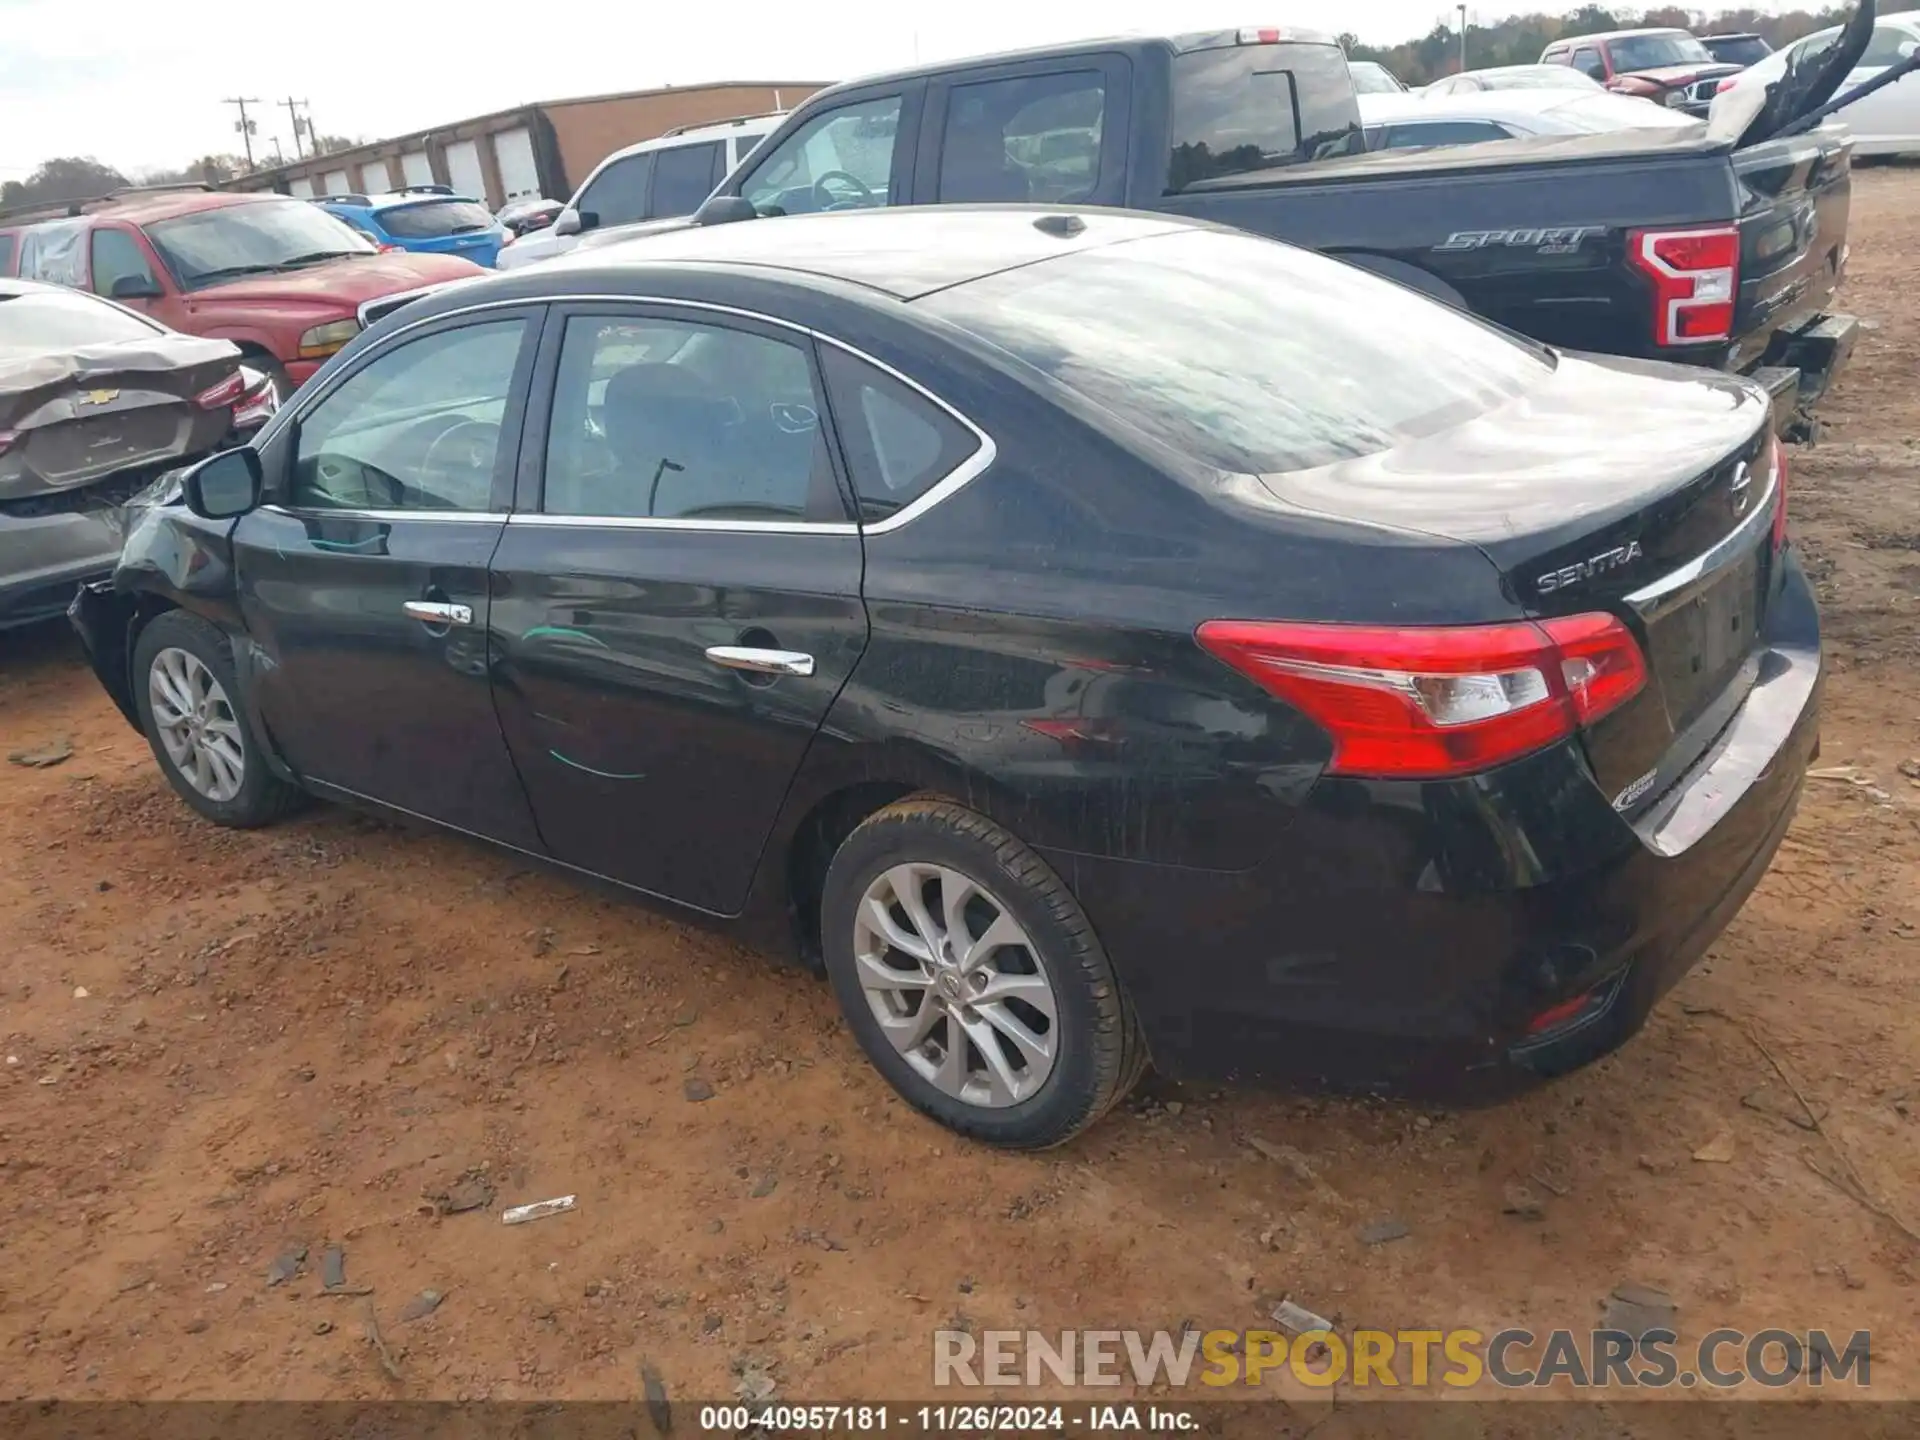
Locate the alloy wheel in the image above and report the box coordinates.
[852,863,1060,1108]
[148,646,246,803]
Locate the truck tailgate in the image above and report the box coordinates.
[1727,124,1852,372]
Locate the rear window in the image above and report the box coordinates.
[0,289,160,353]
[921,228,1550,475]
[377,200,495,239]
[1704,36,1771,65]
[1169,41,1364,190]
[0,234,14,274]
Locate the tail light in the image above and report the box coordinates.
[1715,76,1741,94]
[193,371,248,411]
[1767,431,1789,551]
[0,428,16,456]
[1195,614,1647,780]
[377,243,403,253]
[1628,225,1739,346]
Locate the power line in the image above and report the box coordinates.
[222,96,262,169]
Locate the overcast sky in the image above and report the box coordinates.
[0,0,1803,179]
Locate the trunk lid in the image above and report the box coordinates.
[1258,352,1779,809]
[0,337,239,499]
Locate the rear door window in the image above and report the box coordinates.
[0,234,15,274]
[820,346,981,523]
[540,313,843,523]
[648,142,723,218]
[17,219,88,288]
[1169,42,1364,189]
[378,200,496,238]
[577,154,654,227]
[937,70,1108,204]
[1571,47,1608,78]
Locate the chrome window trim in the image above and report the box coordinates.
[261,503,510,524]
[1623,466,1779,613]
[509,513,858,536]
[258,292,999,537]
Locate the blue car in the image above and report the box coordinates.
[319,185,509,268]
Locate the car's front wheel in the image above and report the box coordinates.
[820,797,1147,1148]
[133,610,303,828]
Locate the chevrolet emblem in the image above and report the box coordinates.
[82,388,120,406]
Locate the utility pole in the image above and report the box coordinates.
[1457,4,1468,73]
[282,97,309,159]
[223,97,261,169]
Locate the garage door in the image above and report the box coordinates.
[400,150,434,188]
[288,175,315,198]
[323,170,352,195]
[443,139,486,202]
[357,160,394,193]
[492,127,542,202]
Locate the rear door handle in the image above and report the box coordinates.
[403,600,473,627]
[704,645,815,677]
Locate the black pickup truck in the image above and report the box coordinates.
[572,26,1859,434]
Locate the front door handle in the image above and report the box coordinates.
[403,600,473,627]
[704,645,815,677]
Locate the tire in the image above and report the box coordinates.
[820,797,1148,1149]
[132,609,304,828]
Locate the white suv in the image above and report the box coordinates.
[496,114,778,271]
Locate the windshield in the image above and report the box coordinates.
[1348,62,1403,94]
[0,289,159,354]
[1609,33,1714,69]
[1170,42,1365,189]
[146,201,375,288]
[377,199,496,238]
[923,228,1549,475]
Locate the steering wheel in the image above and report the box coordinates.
[813,170,875,210]
[420,418,501,499]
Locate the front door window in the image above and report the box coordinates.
[739,95,904,216]
[292,319,527,512]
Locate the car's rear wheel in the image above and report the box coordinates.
[820,797,1147,1148]
[133,610,303,828]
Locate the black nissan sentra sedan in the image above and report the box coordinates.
[70,208,1820,1148]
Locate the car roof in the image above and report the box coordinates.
[594,113,786,169]
[69,190,295,227]
[798,27,1337,100]
[1558,27,1695,43]
[365,191,480,211]
[511,206,1194,302]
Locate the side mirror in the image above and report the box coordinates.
[182,448,263,521]
[693,194,759,227]
[553,209,582,237]
[110,274,162,300]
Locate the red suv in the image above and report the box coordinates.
[1,187,482,392]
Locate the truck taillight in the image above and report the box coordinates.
[1194,615,1647,780]
[1628,225,1739,347]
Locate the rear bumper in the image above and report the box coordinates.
[1747,313,1860,438]
[1044,551,1822,1098]
[0,507,127,629]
